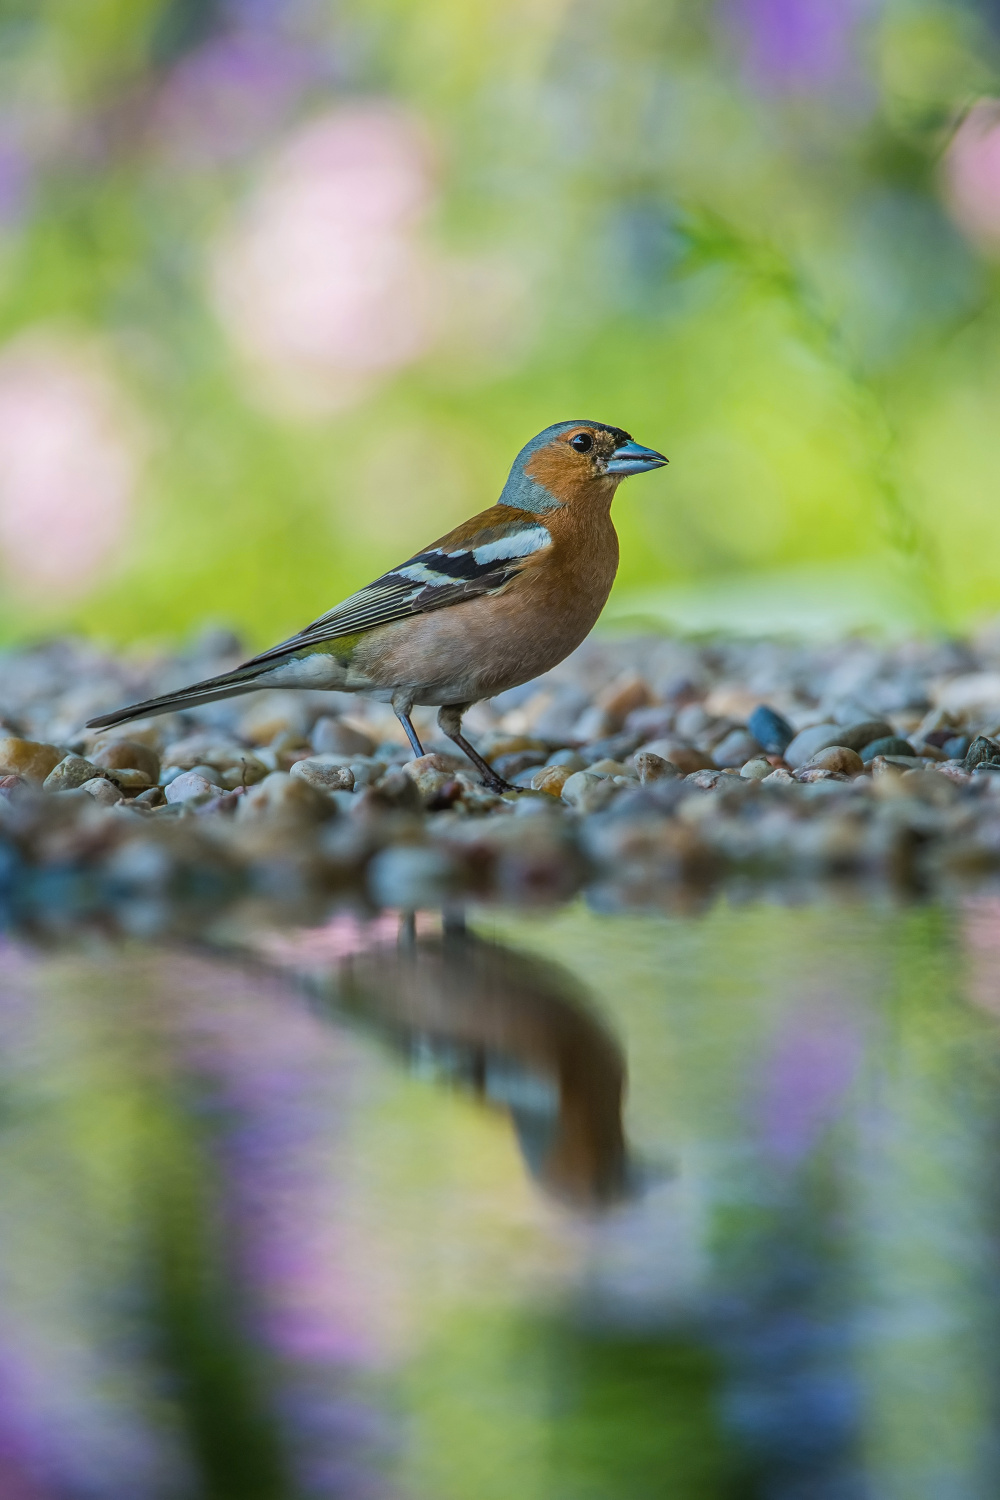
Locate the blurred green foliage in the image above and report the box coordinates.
[1,0,1000,646]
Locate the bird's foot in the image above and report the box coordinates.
[480,770,521,795]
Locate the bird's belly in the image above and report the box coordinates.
[353,587,607,706]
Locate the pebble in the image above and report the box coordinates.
[860,736,915,764]
[747,705,794,755]
[834,720,894,752]
[237,771,331,819]
[44,755,104,792]
[0,737,64,783]
[965,735,1000,771]
[712,729,762,768]
[640,740,714,774]
[807,745,864,776]
[633,752,679,784]
[561,770,617,813]
[531,764,574,796]
[740,757,773,780]
[310,716,374,757]
[109,768,153,791]
[784,724,842,769]
[79,777,124,806]
[91,739,160,781]
[165,771,223,804]
[290,757,356,794]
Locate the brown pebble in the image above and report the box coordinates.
[404,752,466,779]
[531,764,574,796]
[633,752,679,784]
[655,745,714,775]
[594,671,652,728]
[310,716,374,757]
[0,737,64,784]
[92,739,161,781]
[807,745,864,776]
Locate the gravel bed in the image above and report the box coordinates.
[5,626,1000,929]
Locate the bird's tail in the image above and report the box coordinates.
[86,661,275,730]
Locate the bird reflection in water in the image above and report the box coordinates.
[285,913,635,1209]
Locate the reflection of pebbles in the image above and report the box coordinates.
[331,926,632,1209]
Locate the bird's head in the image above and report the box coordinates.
[498,420,668,514]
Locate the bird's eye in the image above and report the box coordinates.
[569,432,594,453]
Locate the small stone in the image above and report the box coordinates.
[403,752,465,779]
[107,768,153,791]
[795,767,846,783]
[762,768,795,785]
[347,757,388,787]
[684,768,728,789]
[633,752,679,784]
[740,757,773,780]
[238,692,313,744]
[91,739,160,781]
[747,705,795,755]
[587,758,629,777]
[783,724,842,769]
[0,774,29,800]
[712,729,762,768]
[290,757,356,794]
[531,764,574,796]
[640,741,714,774]
[43,755,102,792]
[133,786,166,807]
[835,719,894,752]
[365,769,424,811]
[237,771,329,818]
[481,734,548,760]
[406,766,452,803]
[870,755,905,783]
[623,706,675,741]
[594,671,652,728]
[79,777,124,805]
[943,735,970,760]
[0,737,64,784]
[965,735,1000,771]
[165,771,223,804]
[807,745,864,776]
[561,770,617,812]
[310,716,374,757]
[860,736,915,764]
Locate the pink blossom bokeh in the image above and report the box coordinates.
[208,105,440,416]
[943,100,1000,254]
[0,335,141,603]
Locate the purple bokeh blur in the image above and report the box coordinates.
[725,0,876,94]
[756,1004,864,1167]
[151,28,323,169]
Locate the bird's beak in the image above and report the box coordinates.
[606,438,669,476]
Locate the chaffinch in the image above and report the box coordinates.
[88,420,668,792]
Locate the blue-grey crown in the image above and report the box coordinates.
[498,421,629,512]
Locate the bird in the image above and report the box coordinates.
[87,420,668,793]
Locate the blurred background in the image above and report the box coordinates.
[2,0,1000,648]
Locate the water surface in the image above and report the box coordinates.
[2,892,999,1498]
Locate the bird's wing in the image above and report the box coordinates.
[245,509,553,667]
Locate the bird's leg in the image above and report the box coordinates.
[392,692,425,759]
[437,704,518,795]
